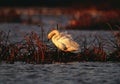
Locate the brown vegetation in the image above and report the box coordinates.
[0,26,120,64]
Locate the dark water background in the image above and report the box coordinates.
[0,62,120,84]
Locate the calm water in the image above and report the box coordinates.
[0,62,120,84]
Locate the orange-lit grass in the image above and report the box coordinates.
[0,29,48,64]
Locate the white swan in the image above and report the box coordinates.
[48,30,80,53]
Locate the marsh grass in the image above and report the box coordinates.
[106,24,120,61]
[0,25,120,64]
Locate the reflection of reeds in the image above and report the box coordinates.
[1,25,120,64]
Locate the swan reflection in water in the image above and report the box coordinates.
[48,30,80,53]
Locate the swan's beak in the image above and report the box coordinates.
[47,39,50,41]
[47,35,51,41]
[47,37,50,41]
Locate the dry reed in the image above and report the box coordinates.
[0,25,120,64]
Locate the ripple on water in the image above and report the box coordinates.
[0,62,120,84]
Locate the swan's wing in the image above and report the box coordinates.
[52,32,80,52]
[52,38,67,51]
[60,32,73,40]
[58,36,80,48]
[58,38,80,52]
[58,31,79,47]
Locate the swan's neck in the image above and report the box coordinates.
[49,30,59,39]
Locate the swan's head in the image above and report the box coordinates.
[48,30,59,40]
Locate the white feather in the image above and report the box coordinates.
[48,30,81,53]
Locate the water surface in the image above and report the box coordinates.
[0,62,120,84]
